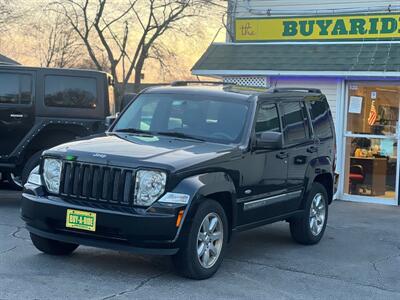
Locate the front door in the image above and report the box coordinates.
[342,81,400,205]
[240,102,288,224]
[0,71,34,158]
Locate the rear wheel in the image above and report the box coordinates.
[172,199,228,280]
[30,233,79,256]
[290,183,328,245]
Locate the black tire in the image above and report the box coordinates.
[172,199,228,280]
[290,183,329,245]
[21,151,43,185]
[30,233,79,256]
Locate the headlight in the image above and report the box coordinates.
[43,158,62,193]
[134,170,166,206]
[27,166,42,186]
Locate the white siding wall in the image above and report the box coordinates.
[232,1,398,18]
[269,77,340,126]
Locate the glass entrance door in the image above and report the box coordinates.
[342,82,400,205]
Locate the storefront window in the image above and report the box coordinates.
[344,82,399,203]
[344,137,397,199]
[347,83,400,136]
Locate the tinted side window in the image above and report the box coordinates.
[0,73,32,105]
[281,101,309,143]
[44,75,97,109]
[309,100,333,139]
[255,103,280,135]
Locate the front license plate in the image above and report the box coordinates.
[66,209,96,232]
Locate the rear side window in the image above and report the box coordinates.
[44,75,97,109]
[255,103,280,135]
[308,100,333,139]
[0,73,32,105]
[281,101,309,144]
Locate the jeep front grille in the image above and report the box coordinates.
[60,161,135,206]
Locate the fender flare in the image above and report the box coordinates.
[9,120,94,166]
[170,172,237,242]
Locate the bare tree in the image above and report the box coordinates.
[50,0,224,95]
[35,16,81,68]
[0,0,20,33]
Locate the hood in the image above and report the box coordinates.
[46,133,239,172]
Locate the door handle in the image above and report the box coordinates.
[10,113,24,118]
[276,151,288,159]
[307,146,318,153]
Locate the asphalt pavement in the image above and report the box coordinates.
[1,188,399,300]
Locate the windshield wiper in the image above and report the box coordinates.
[113,128,154,136]
[156,131,205,142]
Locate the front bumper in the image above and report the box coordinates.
[21,189,187,255]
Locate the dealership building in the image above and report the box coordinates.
[192,1,400,206]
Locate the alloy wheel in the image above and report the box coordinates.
[309,193,326,236]
[196,212,224,269]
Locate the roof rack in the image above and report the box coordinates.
[171,80,236,87]
[270,87,322,94]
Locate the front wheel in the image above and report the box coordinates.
[172,199,228,280]
[30,233,79,255]
[290,183,329,245]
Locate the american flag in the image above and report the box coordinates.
[368,100,377,126]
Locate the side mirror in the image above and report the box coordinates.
[256,132,283,150]
[105,115,117,129]
[120,93,137,111]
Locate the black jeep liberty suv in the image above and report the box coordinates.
[21,83,336,279]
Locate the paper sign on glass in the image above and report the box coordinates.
[349,96,363,114]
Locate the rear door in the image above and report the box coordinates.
[306,97,335,164]
[280,100,315,210]
[0,71,35,157]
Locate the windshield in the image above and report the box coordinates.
[113,93,250,144]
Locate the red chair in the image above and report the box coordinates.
[349,165,364,194]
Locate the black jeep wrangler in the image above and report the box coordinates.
[0,66,115,187]
[21,83,336,279]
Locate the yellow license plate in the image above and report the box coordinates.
[66,209,96,232]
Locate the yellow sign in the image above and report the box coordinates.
[235,14,400,42]
[66,209,97,232]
